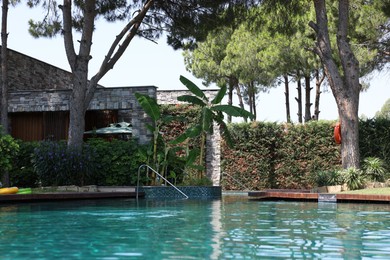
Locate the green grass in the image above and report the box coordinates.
[340,187,390,195]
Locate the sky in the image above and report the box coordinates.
[6,4,390,123]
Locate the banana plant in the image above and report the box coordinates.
[135,93,175,182]
[173,75,254,178]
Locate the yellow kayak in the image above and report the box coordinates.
[0,187,19,195]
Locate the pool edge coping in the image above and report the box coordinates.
[248,190,390,203]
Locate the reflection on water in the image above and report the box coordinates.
[1,198,390,259]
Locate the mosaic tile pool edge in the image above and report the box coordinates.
[139,186,222,199]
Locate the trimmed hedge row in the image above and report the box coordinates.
[222,119,390,190]
[7,116,390,189]
[10,139,149,187]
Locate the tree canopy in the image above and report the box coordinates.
[25,0,246,148]
[376,98,390,119]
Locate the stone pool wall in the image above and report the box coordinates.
[40,185,222,199]
[138,186,222,199]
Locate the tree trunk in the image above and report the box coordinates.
[339,98,360,169]
[62,0,153,149]
[295,70,302,123]
[1,0,9,134]
[234,81,247,122]
[68,69,89,149]
[284,74,291,123]
[304,75,312,122]
[248,86,253,115]
[250,81,257,121]
[310,0,361,169]
[1,0,9,187]
[235,86,244,110]
[227,77,234,123]
[314,69,325,120]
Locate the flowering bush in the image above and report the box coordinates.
[32,141,96,186]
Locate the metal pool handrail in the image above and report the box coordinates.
[136,164,189,200]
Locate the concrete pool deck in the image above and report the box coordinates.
[248,190,390,203]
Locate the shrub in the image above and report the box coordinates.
[181,175,213,186]
[0,129,19,178]
[10,141,40,187]
[340,168,366,190]
[359,118,390,166]
[32,141,96,186]
[86,138,148,186]
[18,139,150,187]
[363,157,388,182]
[312,170,342,187]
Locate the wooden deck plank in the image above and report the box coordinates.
[248,190,390,203]
[0,192,144,203]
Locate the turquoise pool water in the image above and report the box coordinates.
[1,196,390,259]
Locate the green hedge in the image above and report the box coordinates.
[222,119,390,190]
[10,138,149,187]
[359,118,390,163]
[9,117,390,189]
[10,141,39,187]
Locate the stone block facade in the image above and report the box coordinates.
[7,48,73,91]
[8,86,155,144]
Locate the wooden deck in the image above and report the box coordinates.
[0,192,144,203]
[248,190,390,203]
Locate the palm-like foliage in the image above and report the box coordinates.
[174,75,254,178]
[135,93,176,181]
[363,157,387,182]
[340,168,366,191]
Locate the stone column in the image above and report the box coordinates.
[206,123,221,186]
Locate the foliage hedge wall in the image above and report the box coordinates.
[222,119,390,190]
[359,118,390,163]
[10,139,149,188]
[8,105,200,188]
[7,110,390,190]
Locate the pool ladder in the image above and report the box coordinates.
[136,164,189,199]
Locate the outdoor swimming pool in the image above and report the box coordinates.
[1,195,390,259]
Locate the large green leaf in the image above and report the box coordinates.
[170,125,202,145]
[186,148,200,166]
[212,105,254,120]
[145,124,155,133]
[162,115,177,124]
[135,93,161,121]
[177,95,206,107]
[179,75,207,100]
[186,125,202,138]
[201,107,213,134]
[215,118,234,148]
[211,84,227,105]
[170,132,188,145]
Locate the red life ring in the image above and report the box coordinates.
[334,122,341,144]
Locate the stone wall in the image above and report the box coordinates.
[157,89,219,104]
[8,86,156,144]
[5,48,73,91]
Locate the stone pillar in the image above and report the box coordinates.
[131,107,152,145]
[206,123,221,186]
[130,87,156,145]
